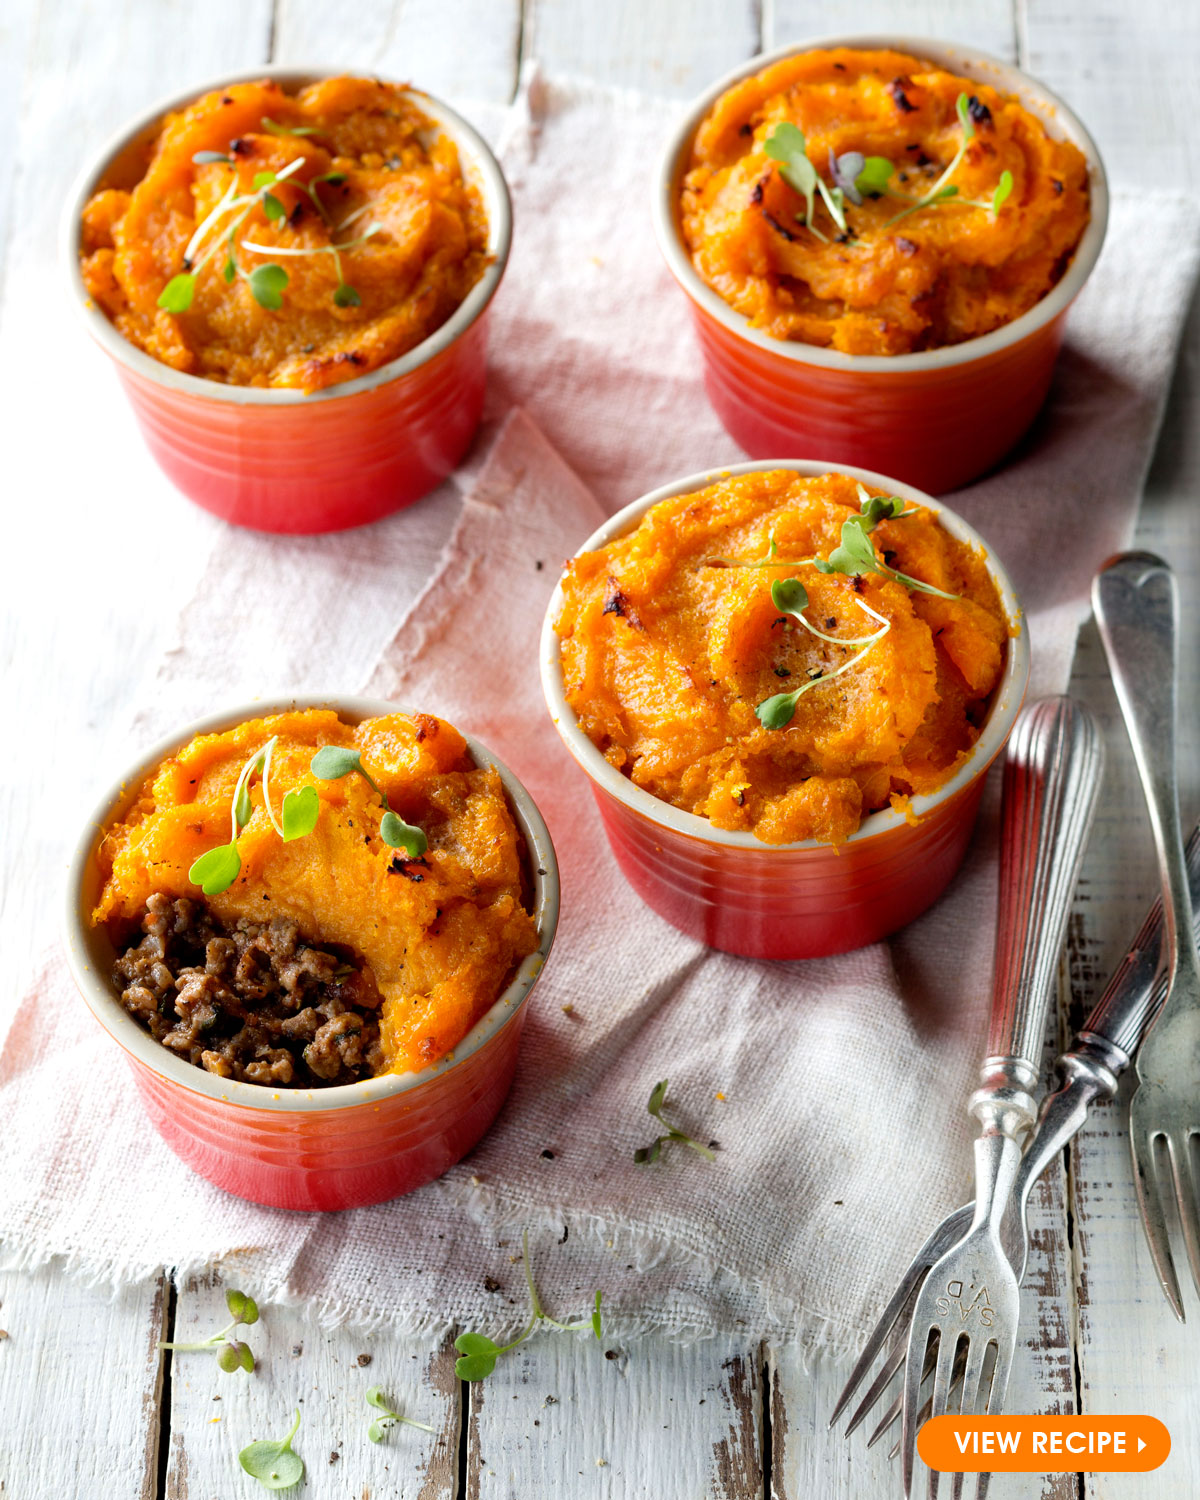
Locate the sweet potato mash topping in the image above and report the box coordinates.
[679,48,1091,354]
[92,710,538,1074]
[80,77,489,391]
[554,471,1009,846]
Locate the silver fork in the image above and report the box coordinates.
[1094,550,1200,1319]
[900,696,1104,1497]
[831,820,1200,1457]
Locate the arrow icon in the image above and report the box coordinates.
[1138,1438,1147,1454]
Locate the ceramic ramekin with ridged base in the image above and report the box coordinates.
[63,69,512,534]
[64,695,558,1211]
[540,460,1030,960]
[653,36,1108,495]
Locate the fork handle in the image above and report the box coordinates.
[1093,553,1200,1010]
[972,697,1104,1135]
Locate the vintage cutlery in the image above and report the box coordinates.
[1094,551,1200,1319]
[831,819,1200,1457]
[899,697,1103,1496]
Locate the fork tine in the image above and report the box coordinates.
[947,1339,990,1500]
[923,1333,958,1500]
[1165,1131,1200,1305]
[901,1325,934,1497]
[983,1334,1014,1419]
[844,1337,907,1437]
[830,1250,930,1427]
[867,1388,902,1450]
[1131,1127,1185,1321]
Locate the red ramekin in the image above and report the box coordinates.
[540,460,1030,961]
[62,69,512,534]
[653,36,1109,495]
[64,695,558,1212]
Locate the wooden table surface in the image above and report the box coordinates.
[3,2,1199,1497]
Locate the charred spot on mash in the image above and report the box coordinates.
[603,576,644,629]
[414,713,439,744]
[388,856,430,881]
[229,137,252,157]
[739,122,754,138]
[895,236,918,256]
[966,96,993,128]
[763,210,797,242]
[1052,178,1064,195]
[750,178,765,206]
[888,77,917,113]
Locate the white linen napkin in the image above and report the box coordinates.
[2,72,1197,1348]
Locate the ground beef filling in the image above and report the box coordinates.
[112,893,386,1087]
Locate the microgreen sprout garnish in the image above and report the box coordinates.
[453,1231,603,1382]
[158,140,374,314]
[755,584,892,729]
[310,746,427,857]
[261,116,321,138]
[854,482,913,527]
[187,737,322,895]
[633,1078,717,1164]
[160,1287,258,1374]
[765,123,846,241]
[366,1386,436,1443]
[881,94,1015,227]
[762,95,1014,242]
[239,1409,304,1490]
[814,516,958,599]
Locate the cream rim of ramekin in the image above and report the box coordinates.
[64,696,559,1113]
[540,458,1031,852]
[62,67,512,404]
[653,33,1109,374]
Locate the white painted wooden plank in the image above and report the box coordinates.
[0,0,38,296]
[466,1332,762,1497]
[0,1264,166,1500]
[1020,0,1200,192]
[272,0,523,104]
[771,1037,1077,1500]
[765,0,1017,61]
[1060,320,1200,1497]
[164,1272,459,1499]
[524,0,760,97]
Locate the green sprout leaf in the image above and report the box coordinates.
[857,487,912,528]
[226,1289,259,1325]
[239,1410,304,1490]
[956,91,976,142]
[380,810,428,858]
[453,1233,601,1383]
[262,192,286,222]
[770,577,809,615]
[223,252,237,284]
[815,516,878,577]
[333,282,362,308]
[281,785,320,842]
[856,156,894,196]
[160,1286,257,1372]
[765,122,817,195]
[312,745,427,856]
[253,170,278,190]
[234,780,254,831]
[756,691,803,730]
[261,116,320,138]
[591,1292,603,1342]
[158,273,196,313]
[992,169,1014,214]
[364,1385,436,1442]
[634,1078,717,1165]
[188,842,241,896]
[311,745,363,780]
[193,150,233,165]
[248,263,288,310]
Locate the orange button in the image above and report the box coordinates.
[919,1416,1170,1473]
